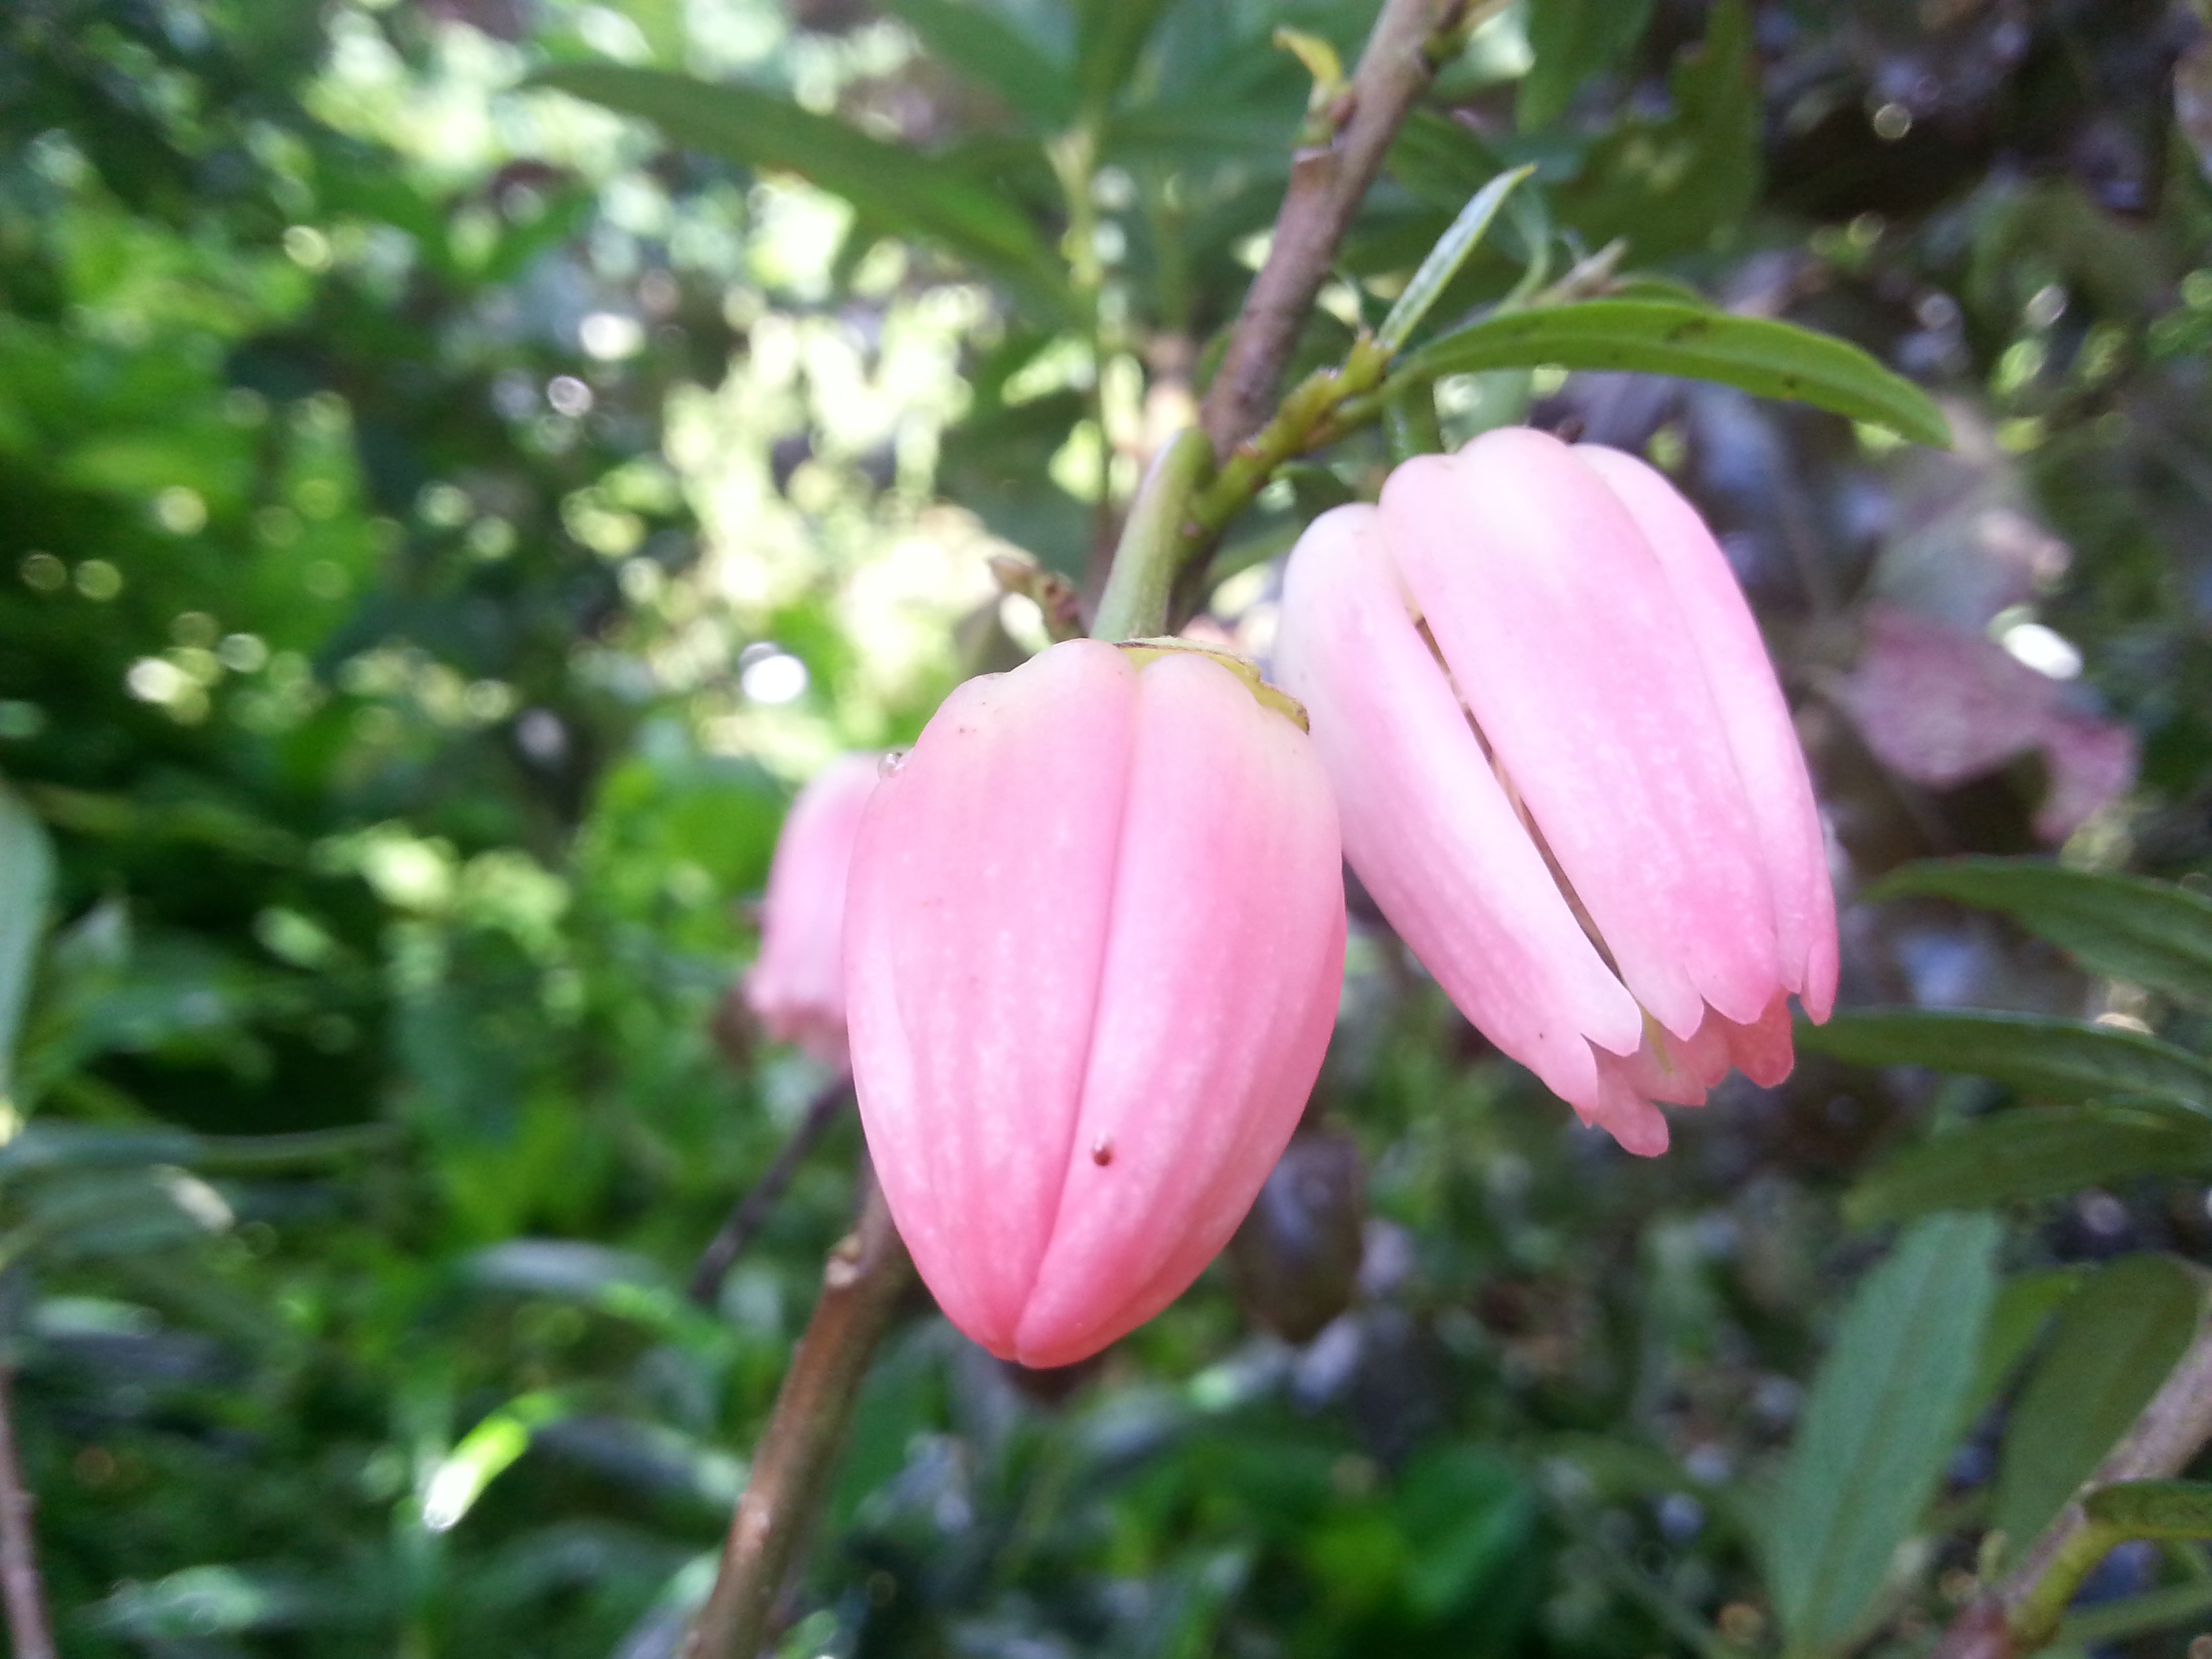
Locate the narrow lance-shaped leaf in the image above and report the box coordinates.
[1769,1212,2002,1655]
[1874,858,2212,1010]
[1992,1254,2206,1561]
[532,65,1076,323]
[0,778,54,1097]
[1799,1008,2212,1112]
[1376,166,1536,354]
[0,1122,395,1183]
[418,1391,573,1531]
[1395,300,1951,448]
[1846,1102,2212,1228]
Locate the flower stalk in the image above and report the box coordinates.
[1091,428,1215,641]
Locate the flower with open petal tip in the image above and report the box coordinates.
[1276,427,1837,1155]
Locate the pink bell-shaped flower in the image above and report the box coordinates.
[744,752,880,1067]
[1276,428,1837,1156]
[844,638,1345,1367]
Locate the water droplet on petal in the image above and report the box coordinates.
[1090,1136,1114,1167]
[878,750,907,779]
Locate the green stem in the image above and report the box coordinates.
[2011,1521,2124,1650]
[1383,386,1445,462]
[1091,428,1215,641]
[1049,126,1115,565]
[2055,1576,2212,1649]
[1181,335,1391,551]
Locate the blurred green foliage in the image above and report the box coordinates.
[6,1,2212,1657]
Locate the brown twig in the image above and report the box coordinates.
[688,1073,854,1307]
[682,1176,912,1659]
[1197,0,1478,457]
[1932,1318,2212,1659]
[0,1365,56,1659]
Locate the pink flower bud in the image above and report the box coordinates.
[844,638,1346,1367]
[744,753,880,1067]
[1277,428,1837,1156]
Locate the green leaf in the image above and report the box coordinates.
[1846,1103,2212,1227]
[885,0,1075,129]
[0,778,54,1098]
[1769,1212,2001,1654]
[1395,1444,1534,1616]
[1552,0,1757,260]
[1397,300,1950,447]
[1075,0,1170,117]
[1970,1268,2087,1416]
[8,1166,234,1265]
[418,1391,572,1530]
[532,65,1074,321]
[1874,859,2212,1010]
[1520,0,1654,129]
[2083,1480,2212,1539]
[1102,101,1300,166]
[1387,109,1514,216]
[86,1565,330,1641]
[0,1122,393,1181]
[1799,1009,2212,1110]
[1376,166,1535,353]
[1994,1256,2205,1558]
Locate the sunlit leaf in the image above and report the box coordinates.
[1397,300,1950,446]
[532,65,1075,322]
[1799,1009,2212,1109]
[1846,1102,2212,1227]
[420,1391,572,1531]
[1769,1212,2001,1654]
[1993,1255,2205,1559]
[1873,858,2212,1010]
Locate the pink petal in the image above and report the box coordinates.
[843,640,1137,1354]
[2034,713,2137,844]
[1382,431,1782,1037]
[1721,992,1797,1088]
[1577,446,1839,1021]
[1012,651,1345,1366]
[1276,504,1643,1115]
[745,752,880,1065]
[1589,1059,1673,1155]
[1589,991,1800,1154]
[1616,1012,1734,1107]
[1839,604,2056,786]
